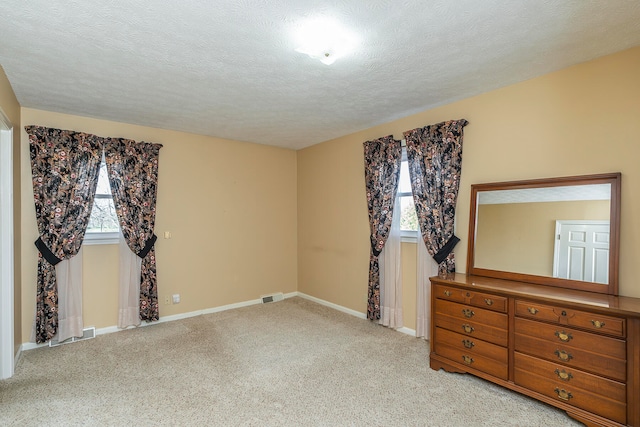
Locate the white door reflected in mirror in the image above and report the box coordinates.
[553,220,609,284]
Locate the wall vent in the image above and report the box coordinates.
[49,327,96,347]
[260,292,284,304]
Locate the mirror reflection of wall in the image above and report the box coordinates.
[474,199,610,280]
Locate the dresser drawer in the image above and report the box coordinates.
[514,361,627,424]
[514,333,626,382]
[515,300,625,337]
[434,284,507,312]
[435,299,508,347]
[515,317,626,360]
[435,327,507,362]
[435,299,507,329]
[435,314,508,347]
[514,352,626,403]
[435,342,508,380]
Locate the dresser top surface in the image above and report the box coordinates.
[431,273,640,317]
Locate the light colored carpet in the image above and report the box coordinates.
[0,297,581,426]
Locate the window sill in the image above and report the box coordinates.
[401,230,419,243]
[83,231,120,245]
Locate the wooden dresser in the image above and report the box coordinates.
[430,273,640,427]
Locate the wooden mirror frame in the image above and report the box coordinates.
[466,173,621,295]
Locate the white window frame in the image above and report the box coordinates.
[399,146,418,243]
[84,230,120,245]
[84,153,120,245]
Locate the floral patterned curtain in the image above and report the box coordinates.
[26,126,102,343]
[105,139,162,323]
[404,119,468,276]
[363,136,402,320]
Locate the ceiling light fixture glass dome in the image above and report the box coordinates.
[294,17,359,65]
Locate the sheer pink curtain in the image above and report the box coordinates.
[379,195,403,329]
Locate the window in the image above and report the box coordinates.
[84,154,120,244]
[399,148,419,241]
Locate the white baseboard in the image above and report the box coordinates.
[20,291,417,352]
[20,341,47,352]
[397,326,417,337]
[21,292,299,352]
[295,292,417,337]
[295,292,367,319]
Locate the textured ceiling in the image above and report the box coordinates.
[1,1,639,150]
[478,184,612,205]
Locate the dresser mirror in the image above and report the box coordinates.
[466,173,621,295]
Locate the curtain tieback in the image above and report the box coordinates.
[433,235,460,264]
[35,237,62,266]
[137,234,157,258]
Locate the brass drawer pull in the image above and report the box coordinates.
[462,355,474,365]
[462,324,475,334]
[591,320,606,329]
[462,308,475,318]
[462,339,475,349]
[554,331,573,342]
[554,369,573,382]
[554,388,573,401]
[554,350,573,362]
[443,290,452,297]
[527,307,539,315]
[484,298,493,306]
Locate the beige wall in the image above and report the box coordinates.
[297,46,640,330]
[20,108,298,341]
[0,66,22,354]
[475,200,610,276]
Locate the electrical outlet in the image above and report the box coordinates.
[164,296,171,305]
[172,294,180,304]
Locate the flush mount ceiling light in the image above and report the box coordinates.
[293,17,359,65]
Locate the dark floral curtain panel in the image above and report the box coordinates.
[26,126,102,343]
[105,139,162,323]
[404,119,468,276]
[363,136,402,320]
